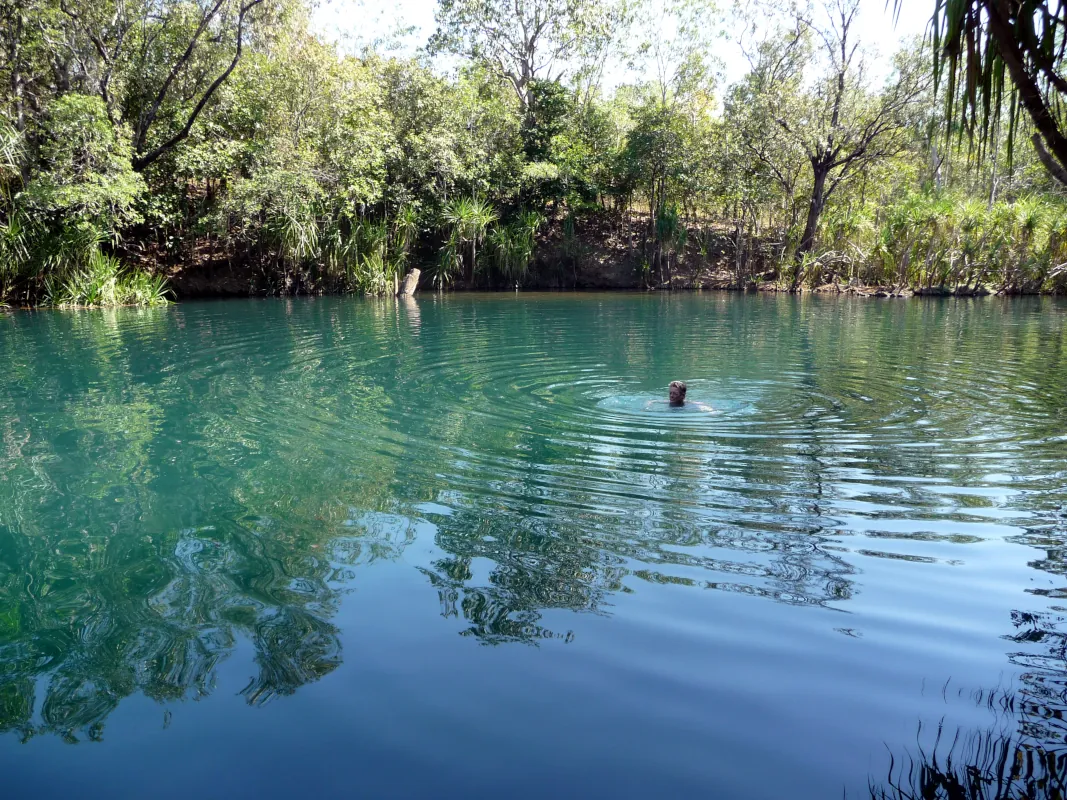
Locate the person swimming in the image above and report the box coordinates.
[646,381,713,411]
[668,380,687,406]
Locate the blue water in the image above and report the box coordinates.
[0,293,1066,798]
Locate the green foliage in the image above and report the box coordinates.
[655,203,684,251]
[430,0,623,111]
[354,250,392,296]
[441,196,498,282]
[45,249,170,307]
[524,80,572,161]
[0,0,1064,301]
[487,211,544,283]
[24,95,144,232]
[0,96,149,304]
[916,0,1067,186]
[804,191,1067,293]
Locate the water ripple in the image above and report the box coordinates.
[1,295,1067,799]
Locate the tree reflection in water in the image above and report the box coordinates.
[0,520,345,742]
[870,514,1067,800]
[870,719,1067,800]
[0,294,1065,784]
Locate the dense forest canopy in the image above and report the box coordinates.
[0,0,1066,305]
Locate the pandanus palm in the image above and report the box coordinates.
[392,205,419,268]
[487,211,544,284]
[442,197,498,285]
[0,121,25,299]
[911,0,1067,187]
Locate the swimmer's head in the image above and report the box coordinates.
[668,381,687,406]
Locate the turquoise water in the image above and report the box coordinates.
[1,293,1066,798]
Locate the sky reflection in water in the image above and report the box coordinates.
[0,293,1066,799]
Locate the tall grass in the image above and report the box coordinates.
[0,219,169,307]
[799,192,1067,293]
[44,249,170,307]
[318,212,416,294]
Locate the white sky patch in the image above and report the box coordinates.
[311,0,934,94]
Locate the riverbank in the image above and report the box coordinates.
[161,214,1062,300]
[4,212,1064,308]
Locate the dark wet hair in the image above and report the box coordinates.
[669,381,687,396]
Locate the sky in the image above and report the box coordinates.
[311,0,934,92]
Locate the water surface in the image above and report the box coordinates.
[1,293,1066,798]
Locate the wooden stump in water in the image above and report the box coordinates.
[398,269,420,296]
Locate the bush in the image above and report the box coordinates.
[807,192,1067,292]
[45,250,170,308]
[23,94,143,233]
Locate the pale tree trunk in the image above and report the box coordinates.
[398,268,420,296]
[9,14,24,133]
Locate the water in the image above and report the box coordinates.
[1,293,1066,798]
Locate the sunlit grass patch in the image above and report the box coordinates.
[45,250,170,308]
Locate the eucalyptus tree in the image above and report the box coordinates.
[40,0,275,172]
[0,0,54,135]
[738,0,928,276]
[724,30,810,234]
[629,0,720,109]
[610,0,719,281]
[429,0,626,113]
[197,28,394,287]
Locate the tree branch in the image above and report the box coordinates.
[134,0,228,155]
[132,0,265,171]
[1031,132,1067,185]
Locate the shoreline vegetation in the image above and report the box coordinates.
[2,0,1067,307]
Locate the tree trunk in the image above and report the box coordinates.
[798,167,828,258]
[793,166,829,292]
[988,119,1000,208]
[398,268,420,296]
[9,14,24,133]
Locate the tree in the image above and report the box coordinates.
[429,0,623,112]
[52,0,270,171]
[746,0,928,272]
[23,93,144,229]
[619,98,703,283]
[726,30,811,233]
[919,0,1067,186]
[630,0,720,109]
